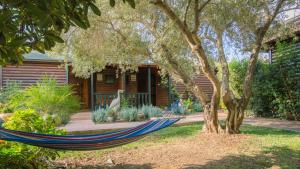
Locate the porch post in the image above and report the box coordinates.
[168,75,171,105]
[65,63,69,84]
[122,72,126,93]
[148,67,151,105]
[0,66,2,89]
[90,73,94,111]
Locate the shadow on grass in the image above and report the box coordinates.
[55,163,153,169]
[240,124,299,137]
[183,146,300,169]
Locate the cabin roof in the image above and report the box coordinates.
[23,52,65,62]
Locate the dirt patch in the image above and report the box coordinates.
[55,133,257,169]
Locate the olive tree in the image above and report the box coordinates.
[150,0,298,133]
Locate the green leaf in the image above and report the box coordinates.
[46,34,64,43]
[126,0,135,8]
[70,15,87,29]
[89,3,101,16]
[110,0,116,7]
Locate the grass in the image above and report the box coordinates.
[58,123,300,168]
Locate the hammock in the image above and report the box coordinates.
[0,118,179,151]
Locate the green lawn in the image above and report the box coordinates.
[58,123,300,169]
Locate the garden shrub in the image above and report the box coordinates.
[171,105,187,115]
[192,101,203,112]
[268,42,300,120]
[106,109,118,122]
[140,105,163,119]
[120,107,138,121]
[228,58,249,97]
[9,77,80,125]
[0,109,65,169]
[0,82,22,113]
[228,42,300,120]
[183,98,193,112]
[120,96,129,109]
[92,108,108,123]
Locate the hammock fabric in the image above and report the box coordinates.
[0,118,179,151]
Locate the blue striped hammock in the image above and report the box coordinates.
[0,118,179,151]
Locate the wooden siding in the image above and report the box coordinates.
[68,66,90,109]
[156,76,169,107]
[271,41,300,79]
[95,67,122,93]
[2,61,66,88]
[173,73,213,99]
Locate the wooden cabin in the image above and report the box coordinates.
[0,52,213,110]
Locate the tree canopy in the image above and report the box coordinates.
[0,0,135,65]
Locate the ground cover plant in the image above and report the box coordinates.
[92,105,163,123]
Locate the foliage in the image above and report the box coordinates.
[106,109,118,122]
[120,96,129,109]
[270,42,300,120]
[192,101,203,112]
[92,108,108,123]
[0,0,136,65]
[120,107,138,122]
[229,42,300,121]
[8,77,80,125]
[0,109,65,169]
[183,98,193,111]
[92,105,163,123]
[250,61,276,117]
[0,82,22,113]
[140,105,163,119]
[228,59,249,97]
[171,105,188,115]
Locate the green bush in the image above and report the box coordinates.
[0,109,65,169]
[9,77,80,125]
[120,107,138,121]
[107,109,118,122]
[229,42,300,120]
[0,82,22,113]
[268,42,300,120]
[183,98,193,111]
[192,101,203,112]
[250,61,277,117]
[140,105,162,119]
[228,58,248,97]
[92,108,108,123]
[171,106,188,115]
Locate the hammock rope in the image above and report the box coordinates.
[0,118,180,151]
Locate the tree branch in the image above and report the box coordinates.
[242,0,285,107]
[183,0,192,26]
[160,44,209,104]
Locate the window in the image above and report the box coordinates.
[105,74,116,84]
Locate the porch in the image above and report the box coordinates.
[69,66,174,110]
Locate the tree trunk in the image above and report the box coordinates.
[224,99,245,134]
[202,103,221,133]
